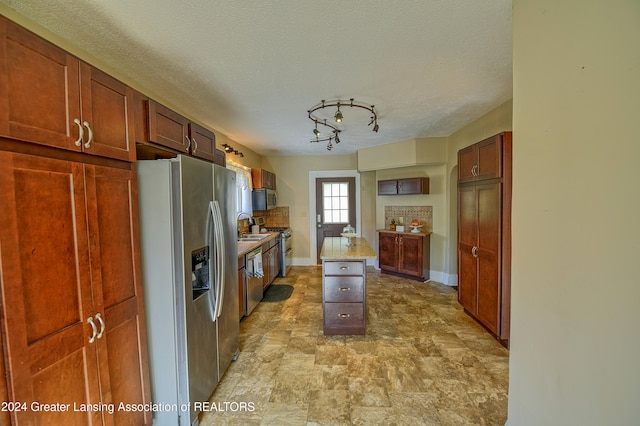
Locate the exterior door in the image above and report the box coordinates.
[315,177,356,264]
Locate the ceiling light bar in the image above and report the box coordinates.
[307,98,379,150]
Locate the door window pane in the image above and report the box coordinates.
[323,182,350,224]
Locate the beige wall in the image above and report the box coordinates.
[508,1,640,424]
[262,154,362,262]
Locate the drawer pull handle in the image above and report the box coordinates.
[338,313,351,318]
[339,266,349,270]
[339,287,351,291]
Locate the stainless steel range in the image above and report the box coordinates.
[264,227,292,277]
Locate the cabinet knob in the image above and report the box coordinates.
[339,266,349,270]
[472,246,478,257]
[185,136,191,151]
[338,313,351,318]
[339,287,351,291]
[192,137,198,153]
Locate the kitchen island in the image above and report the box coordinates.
[320,237,377,335]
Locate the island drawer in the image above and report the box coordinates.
[323,276,364,303]
[323,260,364,276]
[323,302,365,335]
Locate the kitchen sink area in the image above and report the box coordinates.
[237,233,270,242]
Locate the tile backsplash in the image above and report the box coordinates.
[253,206,290,228]
[384,206,432,231]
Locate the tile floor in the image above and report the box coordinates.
[201,266,509,425]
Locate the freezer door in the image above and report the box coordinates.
[173,156,219,424]
[213,165,240,377]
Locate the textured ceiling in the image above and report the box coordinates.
[1,0,512,156]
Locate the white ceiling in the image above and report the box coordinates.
[2,0,513,156]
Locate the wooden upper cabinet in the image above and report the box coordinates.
[189,122,216,162]
[147,99,190,153]
[252,168,276,190]
[377,180,398,195]
[145,99,218,162]
[458,133,509,183]
[0,17,135,162]
[377,177,429,195]
[398,177,429,195]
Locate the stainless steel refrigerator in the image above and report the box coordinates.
[137,155,239,426]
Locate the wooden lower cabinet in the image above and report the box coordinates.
[378,231,430,281]
[322,260,366,335]
[261,239,281,291]
[0,151,151,425]
[238,255,247,319]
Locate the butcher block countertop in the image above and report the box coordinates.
[320,237,377,260]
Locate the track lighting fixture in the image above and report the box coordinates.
[307,98,379,150]
[334,103,343,123]
[221,143,244,157]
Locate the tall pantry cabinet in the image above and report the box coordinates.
[457,132,512,344]
[0,15,151,425]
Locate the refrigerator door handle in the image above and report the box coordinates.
[206,201,218,319]
[212,200,226,319]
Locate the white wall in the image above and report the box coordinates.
[508,1,640,424]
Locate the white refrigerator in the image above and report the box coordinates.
[137,155,239,425]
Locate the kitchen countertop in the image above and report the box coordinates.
[320,236,377,260]
[237,232,280,257]
[376,229,432,236]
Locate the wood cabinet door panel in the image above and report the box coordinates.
[458,185,477,247]
[84,165,151,424]
[398,234,423,277]
[398,178,428,194]
[477,183,501,252]
[189,122,216,162]
[86,165,138,309]
[476,249,499,334]
[457,245,477,312]
[476,136,502,180]
[80,64,135,161]
[377,179,397,195]
[378,233,398,271]
[0,18,81,151]
[0,152,101,424]
[458,146,476,183]
[102,299,151,426]
[147,100,190,153]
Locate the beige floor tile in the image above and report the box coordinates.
[200,266,508,425]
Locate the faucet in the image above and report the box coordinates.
[236,211,251,221]
[236,212,251,237]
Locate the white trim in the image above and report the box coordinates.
[427,270,457,286]
[308,170,361,265]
